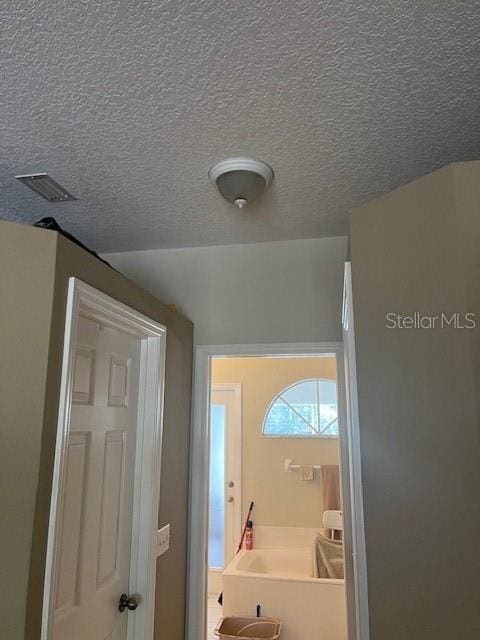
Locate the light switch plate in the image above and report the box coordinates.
[156,524,170,557]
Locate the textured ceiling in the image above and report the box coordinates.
[1,1,480,252]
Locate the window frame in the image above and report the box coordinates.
[261,377,339,439]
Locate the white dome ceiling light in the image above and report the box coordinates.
[209,157,274,209]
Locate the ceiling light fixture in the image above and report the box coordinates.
[209,157,274,209]
[15,173,77,202]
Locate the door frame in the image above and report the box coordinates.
[342,263,370,639]
[186,342,361,640]
[41,278,167,640]
[208,382,242,590]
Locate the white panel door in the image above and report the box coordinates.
[52,315,141,640]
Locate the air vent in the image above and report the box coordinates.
[15,173,77,202]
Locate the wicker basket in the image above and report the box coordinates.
[214,617,281,640]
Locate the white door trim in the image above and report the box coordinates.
[342,263,370,640]
[186,342,351,640]
[41,278,167,640]
[210,382,243,550]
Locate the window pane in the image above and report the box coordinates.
[281,379,317,405]
[320,415,339,436]
[263,399,315,435]
[262,379,339,438]
[318,380,338,435]
[318,379,337,404]
[208,405,225,568]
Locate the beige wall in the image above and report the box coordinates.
[211,356,339,528]
[0,221,193,640]
[350,162,480,639]
[0,223,57,640]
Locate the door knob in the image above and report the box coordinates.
[119,593,138,612]
[228,481,234,488]
[227,496,234,502]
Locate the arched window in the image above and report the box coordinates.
[262,378,338,438]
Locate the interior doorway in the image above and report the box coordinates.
[188,343,363,640]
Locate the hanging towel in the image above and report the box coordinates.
[321,465,341,539]
[313,533,344,579]
[299,465,314,481]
